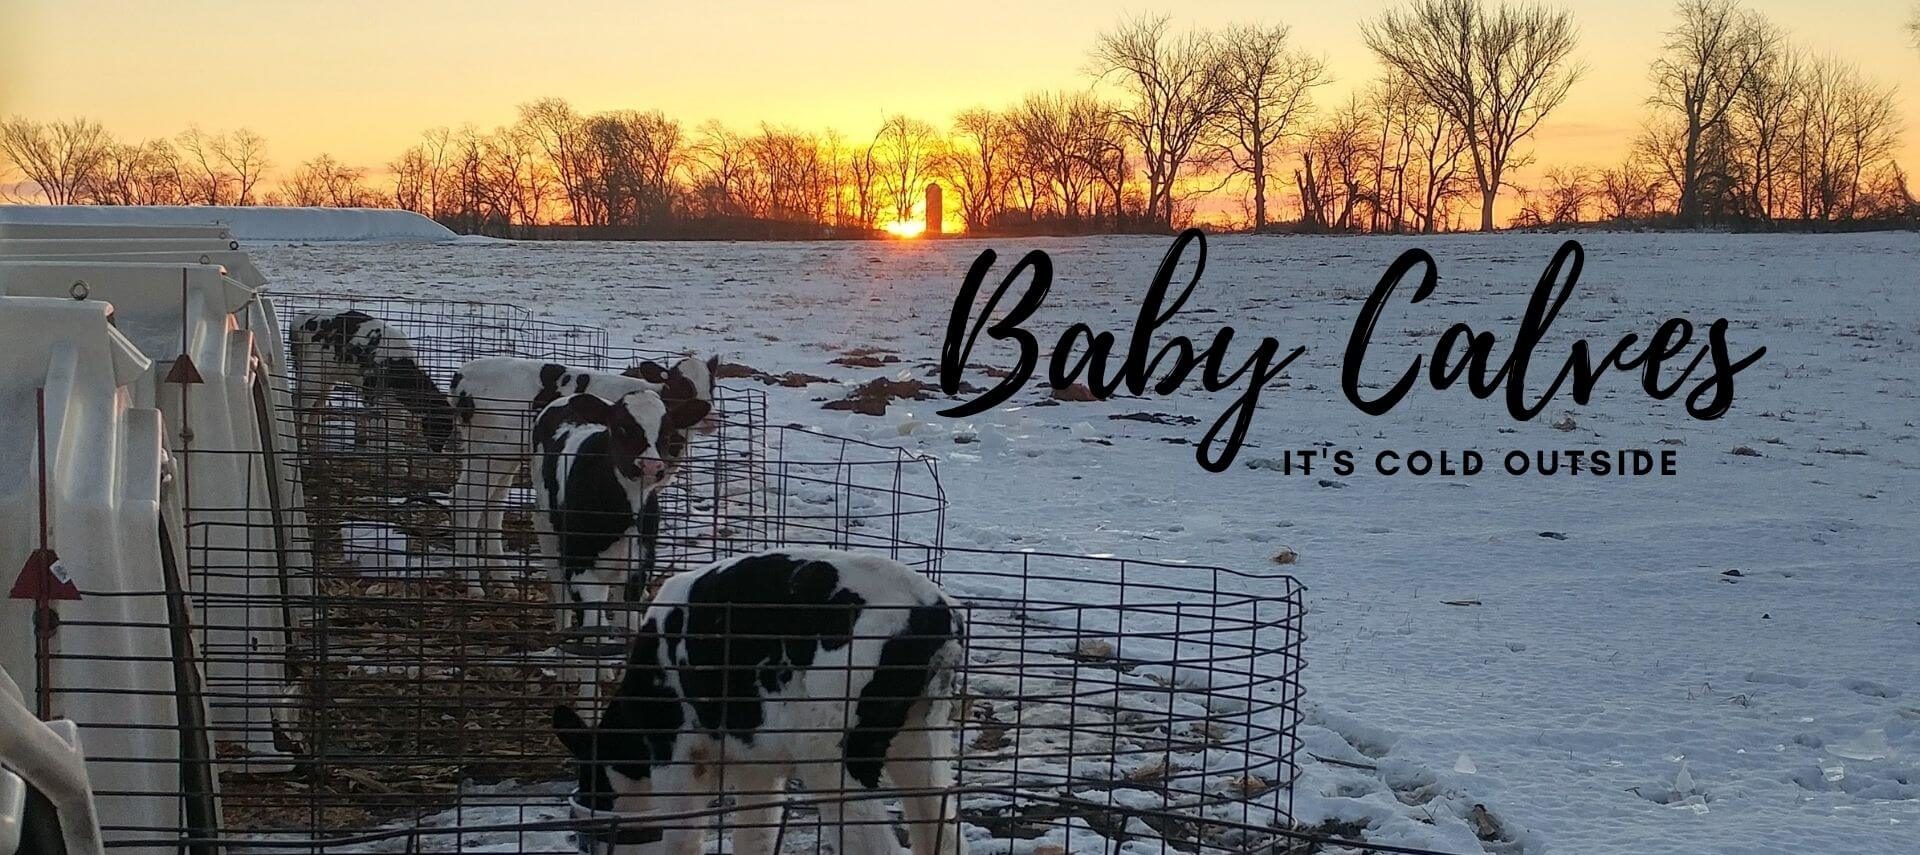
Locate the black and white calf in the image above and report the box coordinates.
[553,549,968,855]
[449,355,720,584]
[287,310,457,452]
[532,388,711,627]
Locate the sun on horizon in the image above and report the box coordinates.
[884,219,927,239]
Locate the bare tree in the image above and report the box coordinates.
[1362,0,1583,231]
[1632,116,1688,215]
[1090,14,1231,229]
[93,139,186,205]
[92,142,144,205]
[215,128,270,205]
[1074,102,1134,226]
[585,110,682,226]
[1909,4,1919,52]
[1597,158,1664,219]
[1366,81,1413,231]
[386,132,446,217]
[519,98,595,224]
[938,108,1013,231]
[1397,80,1474,232]
[875,115,936,223]
[429,127,518,230]
[1537,165,1593,223]
[479,126,551,230]
[690,121,755,218]
[780,129,831,224]
[444,126,498,232]
[0,117,111,204]
[1008,92,1099,220]
[1646,0,1772,221]
[1793,56,1902,220]
[391,146,432,213]
[638,113,685,221]
[1793,56,1848,220]
[845,132,884,229]
[420,127,454,218]
[286,154,377,207]
[1295,96,1376,231]
[1360,77,1471,233]
[1732,32,1800,219]
[745,124,827,222]
[818,130,847,227]
[1212,23,1328,230]
[176,126,233,205]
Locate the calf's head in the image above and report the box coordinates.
[553,618,680,825]
[605,387,710,485]
[553,702,656,818]
[555,700,684,855]
[359,353,457,453]
[623,355,722,434]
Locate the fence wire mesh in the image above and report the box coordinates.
[29,294,1309,855]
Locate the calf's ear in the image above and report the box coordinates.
[624,361,670,383]
[665,399,711,431]
[553,705,593,759]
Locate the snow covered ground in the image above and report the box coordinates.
[254,231,1919,854]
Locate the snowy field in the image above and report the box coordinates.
[253,232,1919,854]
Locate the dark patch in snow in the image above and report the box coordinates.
[1109,412,1201,427]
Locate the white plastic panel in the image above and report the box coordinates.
[0,262,303,769]
[0,298,179,855]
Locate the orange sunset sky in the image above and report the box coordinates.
[2,0,1916,222]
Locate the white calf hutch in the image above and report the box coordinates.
[0,218,1313,855]
[0,293,215,855]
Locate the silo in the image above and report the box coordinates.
[925,183,943,235]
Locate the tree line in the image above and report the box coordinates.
[4,0,1915,236]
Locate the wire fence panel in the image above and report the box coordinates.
[34,295,1311,855]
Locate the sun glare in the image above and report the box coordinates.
[884,219,926,238]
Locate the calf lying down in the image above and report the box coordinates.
[288,310,456,451]
[450,354,719,589]
[554,549,968,855]
[533,389,711,628]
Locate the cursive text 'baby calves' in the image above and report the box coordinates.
[1344,240,1766,420]
[939,229,1300,472]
